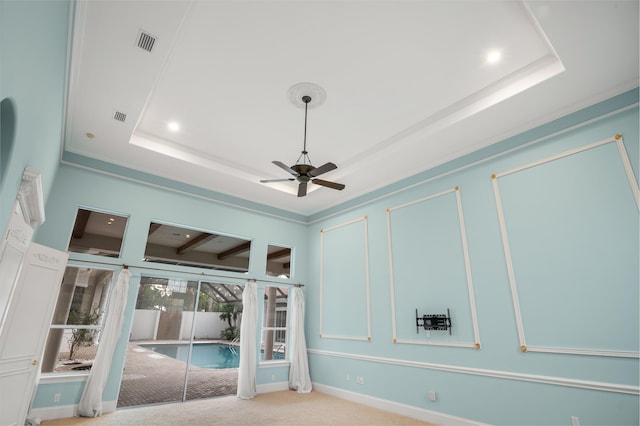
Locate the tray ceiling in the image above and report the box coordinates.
[63,1,639,216]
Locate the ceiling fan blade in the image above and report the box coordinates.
[312,178,345,191]
[297,182,308,197]
[308,162,337,177]
[260,178,295,183]
[273,160,298,176]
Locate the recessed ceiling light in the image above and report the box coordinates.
[486,50,502,64]
[168,121,180,132]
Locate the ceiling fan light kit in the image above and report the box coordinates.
[260,83,345,198]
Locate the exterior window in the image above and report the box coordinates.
[261,286,288,361]
[41,267,114,373]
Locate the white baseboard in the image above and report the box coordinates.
[28,400,118,421]
[312,382,489,426]
[103,400,117,413]
[257,381,289,394]
[32,384,473,425]
[28,404,76,422]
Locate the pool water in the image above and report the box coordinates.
[140,343,283,369]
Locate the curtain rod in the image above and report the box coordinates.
[67,258,304,287]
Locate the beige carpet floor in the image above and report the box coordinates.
[41,390,432,425]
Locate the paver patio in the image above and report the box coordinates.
[117,341,238,407]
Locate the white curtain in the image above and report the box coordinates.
[77,268,131,417]
[237,280,257,399]
[288,287,312,393]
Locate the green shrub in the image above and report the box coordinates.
[67,307,100,360]
[220,326,238,341]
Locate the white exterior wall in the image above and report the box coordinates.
[130,309,228,340]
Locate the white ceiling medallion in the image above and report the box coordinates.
[287,82,326,109]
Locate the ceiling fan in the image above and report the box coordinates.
[260,95,345,197]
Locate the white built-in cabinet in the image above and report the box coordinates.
[0,207,33,332]
[0,169,69,426]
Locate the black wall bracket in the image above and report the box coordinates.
[416,308,452,335]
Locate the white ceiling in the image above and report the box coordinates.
[63,1,639,217]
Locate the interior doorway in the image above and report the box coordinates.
[117,276,243,407]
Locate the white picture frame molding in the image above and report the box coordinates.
[319,216,372,342]
[387,186,481,349]
[492,134,640,358]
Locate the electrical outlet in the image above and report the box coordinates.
[428,391,437,401]
[54,393,61,403]
[571,416,580,426]
[346,374,350,381]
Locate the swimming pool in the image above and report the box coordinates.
[140,343,238,368]
[140,343,283,369]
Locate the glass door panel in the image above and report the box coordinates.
[117,277,198,407]
[119,277,242,407]
[184,281,242,400]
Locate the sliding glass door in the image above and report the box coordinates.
[118,276,243,407]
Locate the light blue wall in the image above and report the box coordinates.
[305,94,639,425]
[3,1,638,422]
[0,0,70,227]
[32,165,308,407]
[30,91,640,423]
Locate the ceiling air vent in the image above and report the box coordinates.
[113,111,127,123]
[137,30,156,53]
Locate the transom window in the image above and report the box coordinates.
[266,244,291,279]
[144,222,252,273]
[67,208,128,257]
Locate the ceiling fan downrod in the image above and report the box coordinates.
[299,95,312,165]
